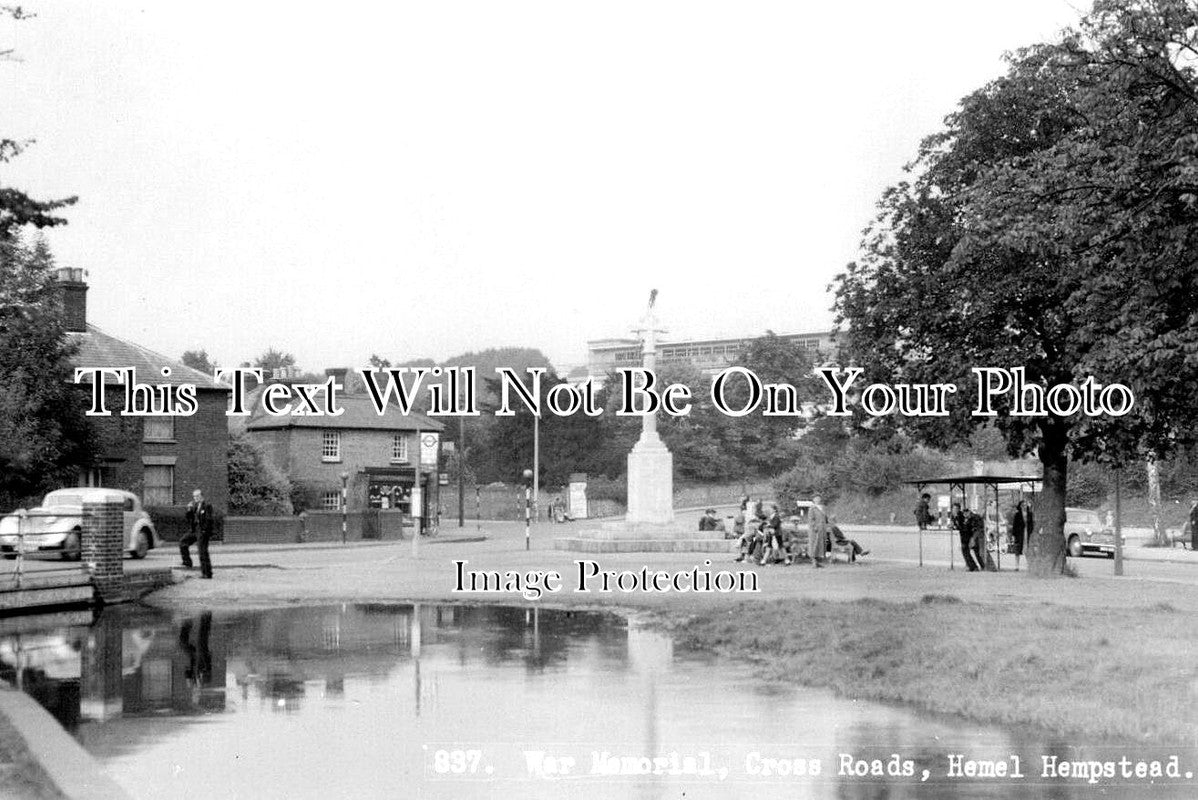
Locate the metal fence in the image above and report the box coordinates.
[0,508,91,589]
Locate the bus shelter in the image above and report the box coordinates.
[905,476,1041,569]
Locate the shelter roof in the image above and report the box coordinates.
[905,476,1041,486]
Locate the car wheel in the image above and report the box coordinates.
[1067,535,1082,558]
[61,529,82,561]
[131,530,150,559]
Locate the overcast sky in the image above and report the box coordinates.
[2,1,1084,372]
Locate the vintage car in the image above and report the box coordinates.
[0,488,160,560]
[1064,506,1124,558]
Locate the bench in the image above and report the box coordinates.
[829,540,855,563]
[1167,528,1191,549]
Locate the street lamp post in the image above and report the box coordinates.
[533,413,540,522]
[413,427,422,558]
[340,471,349,545]
[523,468,533,551]
[458,415,465,527]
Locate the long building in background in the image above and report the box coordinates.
[578,330,835,384]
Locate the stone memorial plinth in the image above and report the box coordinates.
[556,292,735,554]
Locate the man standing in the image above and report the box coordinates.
[951,502,981,571]
[1010,500,1033,571]
[1187,497,1198,550]
[808,495,828,568]
[914,493,934,530]
[182,488,215,579]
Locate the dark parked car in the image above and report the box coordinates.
[1064,506,1124,558]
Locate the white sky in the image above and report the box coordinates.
[2,1,1084,372]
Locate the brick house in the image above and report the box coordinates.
[57,268,230,512]
[241,392,444,523]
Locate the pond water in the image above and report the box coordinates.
[0,603,1191,799]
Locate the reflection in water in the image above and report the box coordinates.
[0,604,1190,800]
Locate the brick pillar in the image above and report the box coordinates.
[83,495,125,603]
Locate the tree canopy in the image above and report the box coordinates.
[1,8,76,240]
[0,234,94,509]
[833,0,1198,575]
[181,349,217,375]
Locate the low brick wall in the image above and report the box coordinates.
[147,506,226,542]
[218,512,410,544]
[223,516,304,545]
[300,510,408,542]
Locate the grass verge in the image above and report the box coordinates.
[658,596,1198,744]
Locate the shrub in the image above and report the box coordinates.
[833,442,950,497]
[228,434,293,515]
[585,474,627,505]
[773,459,838,509]
[1067,462,1110,507]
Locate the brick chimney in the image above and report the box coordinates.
[54,267,88,333]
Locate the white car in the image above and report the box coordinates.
[0,488,160,560]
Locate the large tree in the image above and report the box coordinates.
[834,0,1198,576]
[0,235,94,509]
[1,7,76,239]
[724,331,824,476]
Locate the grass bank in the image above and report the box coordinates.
[659,595,1198,744]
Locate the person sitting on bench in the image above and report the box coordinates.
[758,503,791,565]
[828,516,869,562]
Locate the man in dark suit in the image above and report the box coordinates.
[951,502,982,571]
[914,493,934,530]
[1010,499,1033,571]
[182,488,215,578]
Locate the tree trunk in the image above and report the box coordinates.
[1146,456,1167,546]
[1028,421,1068,577]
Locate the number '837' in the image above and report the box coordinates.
[433,749,482,774]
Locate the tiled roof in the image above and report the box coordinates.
[245,391,444,432]
[68,325,229,390]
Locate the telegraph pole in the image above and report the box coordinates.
[1114,465,1124,576]
[457,415,465,527]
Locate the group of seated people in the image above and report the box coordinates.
[698,500,869,566]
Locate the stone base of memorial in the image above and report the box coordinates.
[555,433,735,553]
